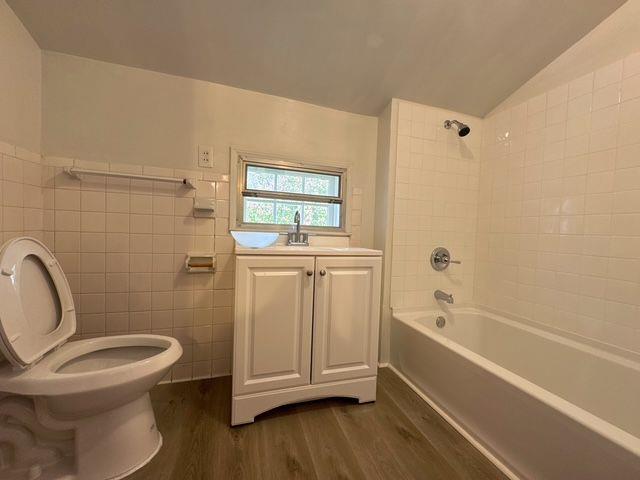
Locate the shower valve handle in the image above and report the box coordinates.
[438,253,461,265]
[430,247,461,271]
[446,256,461,265]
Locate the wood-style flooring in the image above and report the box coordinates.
[130,368,507,480]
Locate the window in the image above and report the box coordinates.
[233,153,348,233]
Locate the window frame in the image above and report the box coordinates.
[230,149,350,235]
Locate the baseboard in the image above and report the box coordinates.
[159,372,232,385]
[387,364,521,480]
[377,362,389,368]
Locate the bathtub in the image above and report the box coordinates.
[390,307,640,480]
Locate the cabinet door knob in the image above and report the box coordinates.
[319,269,326,276]
[306,270,313,276]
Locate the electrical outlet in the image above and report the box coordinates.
[198,145,213,168]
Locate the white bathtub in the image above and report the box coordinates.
[390,307,640,480]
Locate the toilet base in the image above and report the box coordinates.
[32,393,163,480]
[74,393,161,480]
[109,433,162,480]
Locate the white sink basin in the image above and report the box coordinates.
[230,231,279,248]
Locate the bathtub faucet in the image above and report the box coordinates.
[434,289,454,304]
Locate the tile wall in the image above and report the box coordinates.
[476,51,640,352]
[0,141,43,243]
[41,157,234,381]
[389,100,482,309]
[0,142,366,380]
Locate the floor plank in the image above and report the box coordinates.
[295,400,368,480]
[242,404,318,480]
[365,386,460,480]
[378,368,507,480]
[129,368,507,480]
[331,399,411,480]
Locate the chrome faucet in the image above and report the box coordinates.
[287,211,309,246]
[434,290,454,304]
[294,211,301,234]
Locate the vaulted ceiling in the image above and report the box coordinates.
[8,0,627,116]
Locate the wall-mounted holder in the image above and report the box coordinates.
[193,197,215,218]
[430,247,461,271]
[185,253,216,273]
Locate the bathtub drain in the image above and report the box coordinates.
[436,316,446,328]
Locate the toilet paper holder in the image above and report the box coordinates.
[185,253,216,273]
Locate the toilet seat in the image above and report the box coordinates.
[0,237,76,368]
[0,334,181,397]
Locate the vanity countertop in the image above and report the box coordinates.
[234,245,382,256]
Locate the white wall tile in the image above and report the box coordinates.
[0,150,237,382]
[477,52,640,353]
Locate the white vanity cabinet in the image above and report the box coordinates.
[232,247,382,425]
[233,256,315,396]
[312,256,381,384]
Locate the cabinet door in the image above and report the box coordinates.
[312,256,381,384]
[233,256,315,396]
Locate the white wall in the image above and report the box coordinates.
[493,0,640,114]
[476,1,640,353]
[374,101,395,363]
[389,100,482,311]
[0,1,43,314]
[477,50,640,353]
[36,51,379,381]
[25,0,640,362]
[35,156,236,381]
[375,98,482,362]
[0,0,41,152]
[42,52,379,246]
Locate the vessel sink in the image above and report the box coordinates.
[230,231,279,248]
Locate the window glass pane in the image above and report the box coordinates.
[243,198,340,228]
[275,202,301,224]
[304,173,339,196]
[246,166,276,191]
[276,173,303,193]
[244,199,275,224]
[246,165,340,198]
[302,202,332,227]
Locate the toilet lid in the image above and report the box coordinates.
[0,237,76,368]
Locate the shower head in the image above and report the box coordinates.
[444,119,471,137]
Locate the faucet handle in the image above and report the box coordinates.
[430,247,461,271]
[441,252,461,265]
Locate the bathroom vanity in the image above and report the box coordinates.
[231,245,382,425]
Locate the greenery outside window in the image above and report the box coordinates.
[232,152,348,234]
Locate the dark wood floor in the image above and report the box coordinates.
[130,368,507,480]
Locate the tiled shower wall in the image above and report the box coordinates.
[389,100,482,309]
[476,51,640,352]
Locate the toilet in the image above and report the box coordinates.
[0,237,182,480]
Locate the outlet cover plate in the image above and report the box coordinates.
[198,145,213,168]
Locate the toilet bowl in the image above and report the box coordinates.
[0,237,183,480]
